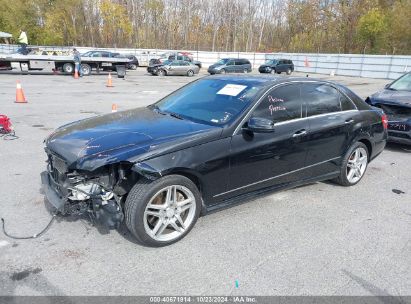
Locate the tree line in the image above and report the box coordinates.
[0,0,410,54]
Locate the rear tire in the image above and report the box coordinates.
[334,142,369,186]
[80,63,91,76]
[125,175,201,247]
[187,70,194,77]
[286,68,292,75]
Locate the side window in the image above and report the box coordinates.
[227,60,234,66]
[251,84,303,123]
[302,83,341,116]
[170,62,179,66]
[340,93,357,111]
[235,60,242,65]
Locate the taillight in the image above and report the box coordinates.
[381,114,388,130]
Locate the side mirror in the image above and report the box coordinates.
[246,117,275,133]
[384,83,391,89]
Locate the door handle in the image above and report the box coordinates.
[345,118,354,124]
[292,129,307,137]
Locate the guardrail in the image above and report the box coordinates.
[1,44,410,79]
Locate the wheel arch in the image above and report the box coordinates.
[358,138,372,158]
[131,162,206,214]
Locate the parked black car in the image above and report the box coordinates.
[41,75,387,247]
[81,51,120,58]
[259,59,294,75]
[366,72,411,145]
[116,55,139,70]
[208,58,252,74]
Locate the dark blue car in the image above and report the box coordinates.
[366,72,411,145]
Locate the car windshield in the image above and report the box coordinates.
[163,60,173,65]
[389,73,411,91]
[82,51,92,57]
[265,59,278,64]
[152,78,265,126]
[216,59,230,65]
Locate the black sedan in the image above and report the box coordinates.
[41,76,387,247]
[366,72,411,145]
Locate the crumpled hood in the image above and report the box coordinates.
[371,89,411,107]
[45,107,221,171]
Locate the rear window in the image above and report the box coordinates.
[302,83,341,116]
[340,94,357,111]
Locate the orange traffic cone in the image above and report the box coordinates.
[304,56,310,67]
[111,104,117,112]
[15,81,27,103]
[106,72,113,87]
[74,67,79,79]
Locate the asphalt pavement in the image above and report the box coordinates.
[0,69,410,296]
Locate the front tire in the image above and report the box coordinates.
[157,69,166,76]
[187,69,194,77]
[125,175,201,247]
[63,63,74,74]
[286,68,292,75]
[334,142,369,186]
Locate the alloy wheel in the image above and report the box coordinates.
[143,185,196,242]
[346,147,368,184]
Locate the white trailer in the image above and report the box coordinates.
[0,54,131,75]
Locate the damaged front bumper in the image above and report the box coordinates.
[41,171,67,213]
[41,169,124,228]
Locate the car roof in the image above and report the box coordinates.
[221,58,249,60]
[205,74,334,87]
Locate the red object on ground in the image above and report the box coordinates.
[0,115,13,133]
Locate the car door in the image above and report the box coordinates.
[235,59,244,72]
[278,60,286,72]
[167,61,180,75]
[223,83,309,199]
[225,60,235,73]
[302,82,358,175]
[180,61,190,75]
